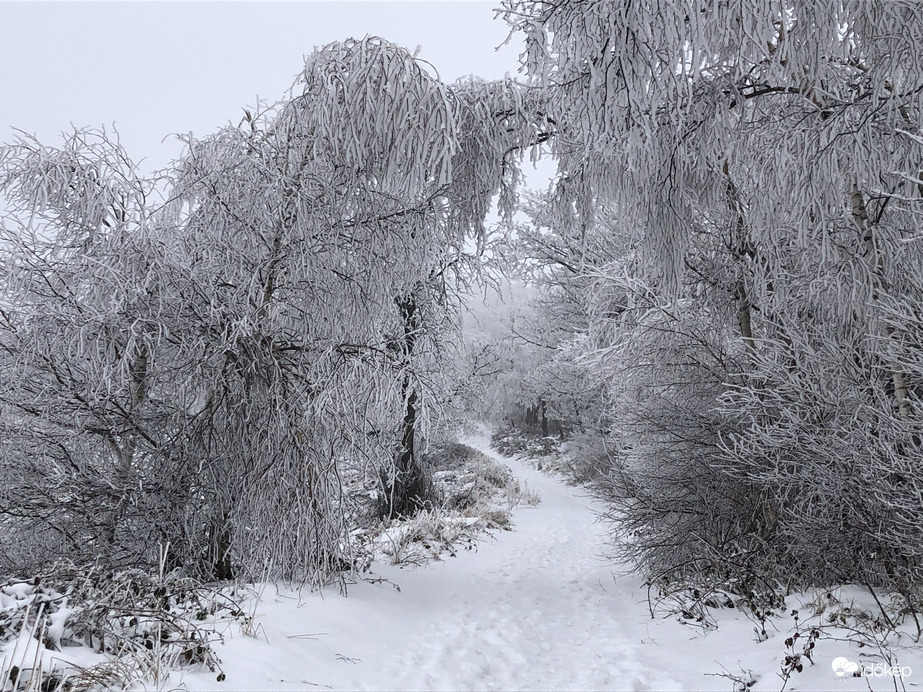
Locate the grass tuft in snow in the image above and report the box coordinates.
[352,442,540,569]
[0,561,252,690]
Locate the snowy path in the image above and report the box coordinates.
[177,436,923,692]
[178,435,681,691]
[371,435,675,691]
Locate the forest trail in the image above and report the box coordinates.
[179,434,684,691]
[375,434,677,690]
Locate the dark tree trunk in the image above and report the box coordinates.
[540,398,549,437]
[381,291,432,519]
[212,512,234,580]
[525,404,536,429]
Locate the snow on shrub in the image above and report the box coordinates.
[0,563,250,690]
[355,443,539,567]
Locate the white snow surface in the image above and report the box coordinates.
[169,435,923,692]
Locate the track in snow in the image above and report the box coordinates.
[180,435,682,691]
[380,434,671,691]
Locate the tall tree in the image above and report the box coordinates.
[502,1,923,591]
[0,37,549,583]
[0,129,198,572]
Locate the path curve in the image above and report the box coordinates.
[380,434,674,691]
[180,434,683,691]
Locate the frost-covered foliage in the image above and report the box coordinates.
[482,192,622,444]
[0,562,247,691]
[354,443,540,568]
[0,130,198,573]
[503,0,923,279]
[503,1,923,595]
[0,38,547,586]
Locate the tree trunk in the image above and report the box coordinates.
[103,343,150,555]
[851,186,912,420]
[723,161,756,354]
[381,291,432,518]
[211,510,234,580]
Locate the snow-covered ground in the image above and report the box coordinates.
[168,435,922,692]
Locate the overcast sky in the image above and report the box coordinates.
[0,1,525,174]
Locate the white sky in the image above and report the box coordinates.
[0,1,526,174]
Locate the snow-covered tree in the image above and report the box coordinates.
[0,129,197,572]
[0,37,549,584]
[503,1,923,592]
[485,189,623,444]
